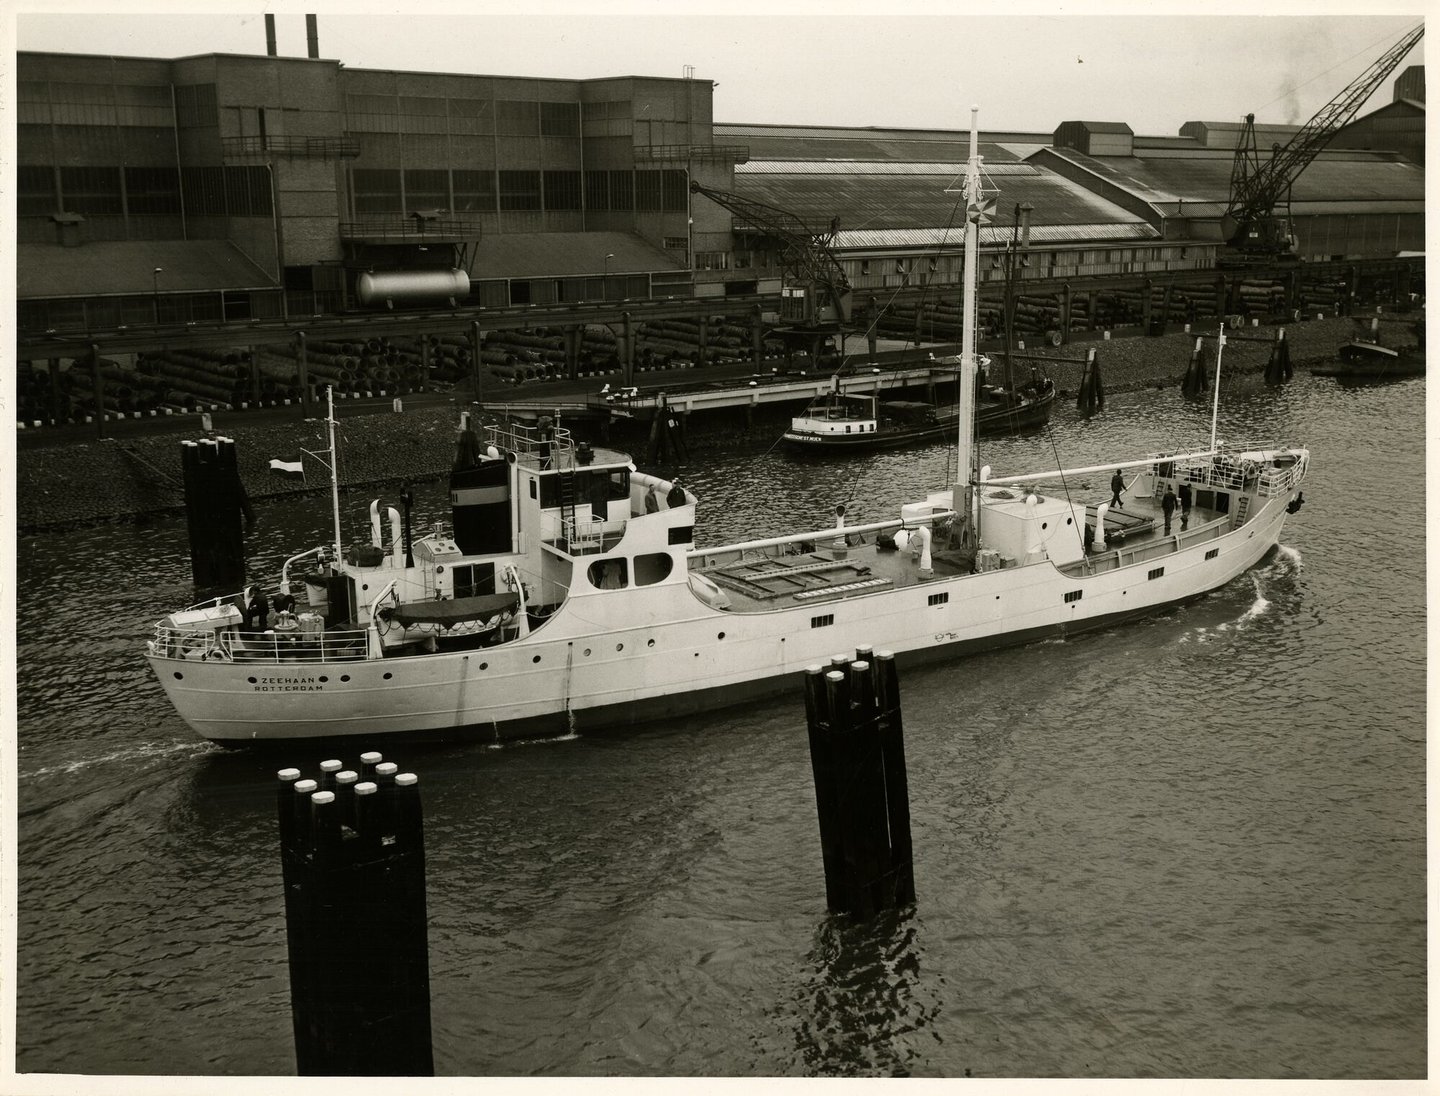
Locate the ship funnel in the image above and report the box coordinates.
[306,13,319,58]
[265,14,277,55]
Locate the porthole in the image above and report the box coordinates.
[616,643,624,652]
[341,675,351,682]
[383,672,393,680]
[718,631,726,640]
[247,676,257,684]
[319,676,328,683]
[174,672,184,680]
[647,639,655,647]
[584,648,592,656]
[532,655,542,663]
[479,662,488,670]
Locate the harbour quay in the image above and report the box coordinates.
[14,23,1423,431]
[12,313,1384,535]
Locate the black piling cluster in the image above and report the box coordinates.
[803,648,916,921]
[276,751,432,1077]
[1075,349,1105,414]
[1264,335,1294,384]
[179,436,251,594]
[1181,341,1210,399]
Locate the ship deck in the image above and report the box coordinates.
[698,490,1221,613]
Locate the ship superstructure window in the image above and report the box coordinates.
[633,553,674,587]
[450,563,496,599]
[589,558,628,590]
[1205,548,1219,560]
[928,592,949,606]
[1148,567,1165,580]
[1064,590,1083,604]
[811,614,834,628]
[668,526,694,545]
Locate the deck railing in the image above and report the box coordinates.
[153,623,370,663]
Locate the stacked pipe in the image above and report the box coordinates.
[1235,278,1288,317]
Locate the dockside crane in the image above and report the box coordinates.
[687,180,853,356]
[1221,22,1423,266]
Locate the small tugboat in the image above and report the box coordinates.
[780,366,1055,452]
[1312,315,1425,379]
[145,108,1308,747]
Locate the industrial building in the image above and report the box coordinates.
[15,22,1424,339]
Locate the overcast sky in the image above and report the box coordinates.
[12,3,1426,136]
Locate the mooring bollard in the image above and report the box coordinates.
[803,648,916,919]
[275,754,433,1076]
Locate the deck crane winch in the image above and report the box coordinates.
[688,180,853,356]
[1221,22,1423,265]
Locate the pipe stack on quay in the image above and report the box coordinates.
[12,316,1397,534]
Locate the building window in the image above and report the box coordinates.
[663,236,688,250]
[860,260,871,276]
[496,99,538,136]
[124,166,181,216]
[18,165,54,216]
[453,169,495,213]
[662,170,687,211]
[447,97,491,135]
[399,95,447,135]
[59,166,122,215]
[499,170,541,211]
[353,168,402,214]
[404,169,449,211]
[609,171,634,211]
[543,170,582,211]
[346,92,398,134]
[539,101,580,137]
[174,83,218,128]
[636,170,663,211]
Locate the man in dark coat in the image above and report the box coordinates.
[1162,485,1177,535]
[1178,481,1192,529]
[666,478,686,508]
[1110,470,1125,508]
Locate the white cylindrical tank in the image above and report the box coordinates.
[357,269,470,307]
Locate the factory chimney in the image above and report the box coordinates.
[264,14,277,56]
[306,14,319,58]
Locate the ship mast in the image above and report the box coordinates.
[953,105,983,550]
[326,385,342,560]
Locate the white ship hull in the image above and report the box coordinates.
[147,486,1295,746]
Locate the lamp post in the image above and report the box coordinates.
[152,266,163,324]
[603,253,615,302]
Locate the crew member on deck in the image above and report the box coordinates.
[645,484,660,513]
[1178,481,1192,530]
[1110,470,1125,508]
[1162,486,1178,535]
[666,478,686,508]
